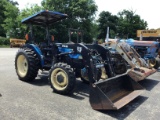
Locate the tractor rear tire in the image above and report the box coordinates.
[15,47,40,81]
[49,63,76,95]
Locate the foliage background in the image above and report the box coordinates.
[0,0,149,45]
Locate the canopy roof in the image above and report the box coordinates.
[21,10,68,25]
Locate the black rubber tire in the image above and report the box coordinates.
[49,63,76,95]
[81,76,90,84]
[15,47,40,81]
[81,68,102,84]
[114,63,127,74]
[154,58,160,69]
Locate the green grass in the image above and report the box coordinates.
[0,45,10,48]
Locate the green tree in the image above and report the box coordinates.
[0,0,18,37]
[41,0,97,43]
[15,4,43,39]
[7,0,18,5]
[97,11,118,40]
[2,1,19,38]
[0,0,8,37]
[117,9,148,39]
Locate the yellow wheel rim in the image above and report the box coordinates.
[51,68,68,91]
[149,59,156,67]
[17,55,28,77]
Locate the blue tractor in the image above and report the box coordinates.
[123,39,160,69]
[15,10,144,110]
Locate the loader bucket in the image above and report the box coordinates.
[127,67,156,82]
[89,73,144,110]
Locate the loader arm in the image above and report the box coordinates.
[107,40,140,68]
[85,44,116,78]
[56,43,104,83]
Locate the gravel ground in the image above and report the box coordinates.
[0,48,160,120]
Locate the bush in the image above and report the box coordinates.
[0,37,10,45]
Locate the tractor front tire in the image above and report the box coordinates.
[81,76,90,84]
[81,68,102,84]
[15,48,40,81]
[154,58,160,69]
[49,63,76,95]
[114,63,127,74]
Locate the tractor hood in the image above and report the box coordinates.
[121,39,159,47]
[21,10,68,25]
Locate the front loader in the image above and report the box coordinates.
[82,44,144,110]
[14,10,144,110]
[69,28,155,82]
[106,40,156,81]
[68,28,128,80]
